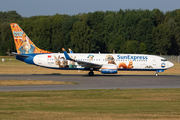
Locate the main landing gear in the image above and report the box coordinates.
[88,68,94,76]
[88,71,94,76]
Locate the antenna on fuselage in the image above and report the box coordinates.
[113,50,115,54]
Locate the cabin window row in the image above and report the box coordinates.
[47,58,147,62]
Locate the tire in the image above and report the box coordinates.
[88,71,94,76]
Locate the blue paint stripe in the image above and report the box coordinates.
[118,68,166,71]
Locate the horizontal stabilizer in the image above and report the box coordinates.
[12,52,29,58]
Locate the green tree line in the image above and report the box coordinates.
[0,9,180,56]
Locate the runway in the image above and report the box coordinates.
[0,74,180,91]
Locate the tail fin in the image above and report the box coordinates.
[10,23,52,54]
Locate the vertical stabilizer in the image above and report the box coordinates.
[10,23,52,54]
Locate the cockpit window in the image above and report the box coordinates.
[161,59,167,61]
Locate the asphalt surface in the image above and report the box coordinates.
[0,74,180,91]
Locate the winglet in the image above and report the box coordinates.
[69,48,73,53]
[62,48,72,60]
[62,48,65,51]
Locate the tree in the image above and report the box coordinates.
[134,18,154,53]
[32,17,52,51]
[166,18,180,55]
[70,21,94,53]
[0,22,15,55]
[51,14,65,52]
[122,10,141,40]
[61,15,79,50]
[152,9,164,27]
[103,11,116,53]
[113,35,126,53]
[0,11,22,23]
[140,43,146,54]
[125,40,139,53]
[174,9,180,26]
[87,11,105,52]
[152,24,171,55]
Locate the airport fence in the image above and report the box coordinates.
[161,55,180,63]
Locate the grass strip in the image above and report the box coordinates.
[0,80,77,86]
[0,89,180,120]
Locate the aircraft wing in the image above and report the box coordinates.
[74,60,102,68]
[62,48,102,69]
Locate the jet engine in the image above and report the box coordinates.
[100,64,118,74]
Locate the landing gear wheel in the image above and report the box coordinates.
[155,73,158,76]
[88,71,94,76]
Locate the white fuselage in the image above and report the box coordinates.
[33,53,174,70]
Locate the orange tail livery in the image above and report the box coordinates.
[10,23,52,54]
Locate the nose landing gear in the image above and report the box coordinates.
[155,70,164,76]
[155,72,158,76]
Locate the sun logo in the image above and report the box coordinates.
[161,63,166,68]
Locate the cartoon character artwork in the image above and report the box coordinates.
[10,23,52,54]
[54,55,68,68]
[87,55,94,61]
[105,55,116,65]
[118,61,134,69]
[61,57,68,68]
[54,55,62,68]
[19,34,35,54]
[69,56,77,68]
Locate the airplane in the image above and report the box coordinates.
[10,23,174,76]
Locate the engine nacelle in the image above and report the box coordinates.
[100,64,118,74]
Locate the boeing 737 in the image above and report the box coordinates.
[10,23,174,76]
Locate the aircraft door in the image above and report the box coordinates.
[38,56,42,64]
[152,57,156,65]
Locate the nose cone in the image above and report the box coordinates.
[168,61,174,68]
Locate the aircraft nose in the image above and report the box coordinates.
[168,61,174,68]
